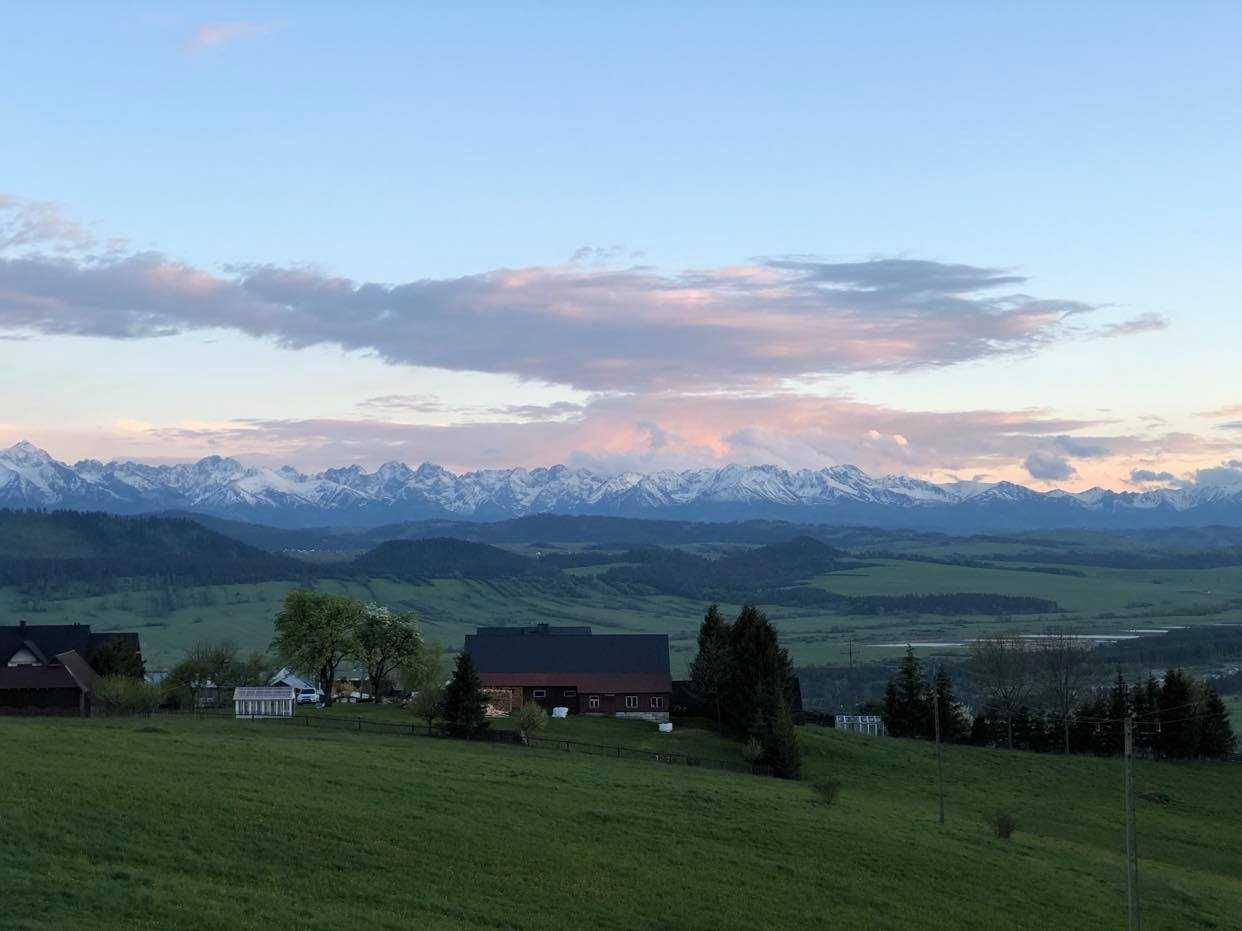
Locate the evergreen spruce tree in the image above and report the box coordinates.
[882,646,931,739]
[1100,670,1131,755]
[1070,692,1107,754]
[1196,685,1237,760]
[931,666,967,743]
[765,688,802,779]
[688,604,732,734]
[1155,668,1198,760]
[442,651,489,739]
[726,605,794,738]
[1131,675,1161,755]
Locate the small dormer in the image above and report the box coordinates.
[7,646,42,667]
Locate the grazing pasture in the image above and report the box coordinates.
[2,713,1239,929]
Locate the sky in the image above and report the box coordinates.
[1,1,1240,489]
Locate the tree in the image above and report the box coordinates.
[162,639,243,707]
[234,650,275,687]
[442,651,488,738]
[512,701,549,744]
[725,604,796,739]
[1154,668,1198,760]
[688,604,731,733]
[1035,629,1094,754]
[271,589,362,707]
[402,640,444,694]
[1131,675,1161,756]
[970,633,1034,750]
[353,603,423,702]
[411,683,444,735]
[931,666,968,743]
[1196,685,1236,760]
[406,640,445,735]
[86,637,145,679]
[765,685,802,779]
[95,675,162,714]
[882,647,930,738]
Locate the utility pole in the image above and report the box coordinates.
[848,639,856,711]
[1124,715,1139,930]
[934,684,945,825]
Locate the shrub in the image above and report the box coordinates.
[986,809,1018,840]
[812,779,842,806]
[511,701,549,744]
[742,736,765,768]
[95,675,163,715]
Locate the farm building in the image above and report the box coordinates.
[835,714,886,736]
[269,665,315,693]
[464,624,672,723]
[233,686,295,719]
[0,621,141,716]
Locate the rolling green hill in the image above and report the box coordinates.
[352,536,556,580]
[3,714,1239,929]
[0,510,305,589]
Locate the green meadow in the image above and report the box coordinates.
[4,551,1242,672]
[2,713,1239,929]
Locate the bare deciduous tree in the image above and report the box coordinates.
[1036,628,1094,754]
[970,633,1034,749]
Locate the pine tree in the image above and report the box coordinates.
[1155,668,1198,760]
[931,666,968,743]
[1196,685,1237,760]
[1070,692,1107,754]
[725,605,794,738]
[882,647,930,738]
[765,688,802,779]
[1131,675,1161,755]
[688,604,731,734]
[442,651,489,739]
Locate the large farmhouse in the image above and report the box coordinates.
[0,621,141,716]
[464,624,673,722]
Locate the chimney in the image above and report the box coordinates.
[18,619,27,634]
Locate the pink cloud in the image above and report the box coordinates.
[182,21,280,55]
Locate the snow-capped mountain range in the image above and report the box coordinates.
[2,441,1240,531]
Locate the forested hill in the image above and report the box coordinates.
[596,537,1059,614]
[0,510,306,588]
[351,537,555,581]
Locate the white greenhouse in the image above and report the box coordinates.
[233,686,295,719]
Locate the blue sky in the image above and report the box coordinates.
[1,2,1239,486]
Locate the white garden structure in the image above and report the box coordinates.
[233,686,295,719]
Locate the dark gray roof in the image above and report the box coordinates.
[465,628,670,678]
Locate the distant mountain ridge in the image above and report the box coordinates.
[2,440,1240,531]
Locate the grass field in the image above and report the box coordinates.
[2,713,1239,929]
[3,544,1241,674]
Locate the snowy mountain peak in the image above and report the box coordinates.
[0,441,1238,530]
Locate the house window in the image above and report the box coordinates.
[532,689,547,699]
[625,695,638,709]
[650,696,665,710]
[588,696,600,709]
[563,688,577,698]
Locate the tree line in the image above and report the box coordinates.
[876,633,1236,760]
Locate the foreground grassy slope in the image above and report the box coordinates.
[3,715,1239,929]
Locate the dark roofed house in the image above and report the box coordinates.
[464,624,672,723]
[0,620,141,716]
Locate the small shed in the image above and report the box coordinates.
[233,686,295,719]
[835,714,886,736]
